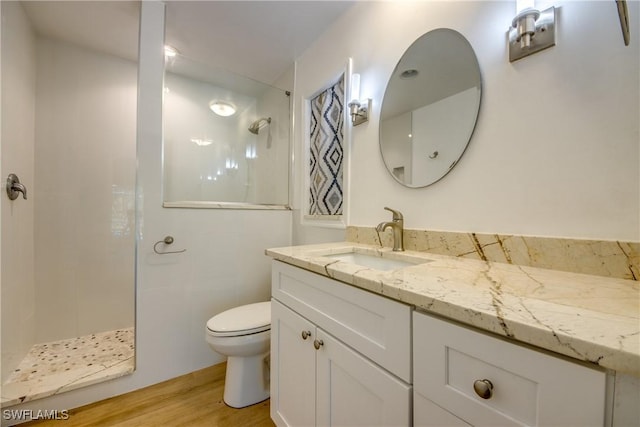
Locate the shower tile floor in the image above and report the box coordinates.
[1,328,134,407]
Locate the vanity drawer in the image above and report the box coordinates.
[413,311,606,426]
[272,260,411,381]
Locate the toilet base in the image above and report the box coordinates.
[223,352,270,408]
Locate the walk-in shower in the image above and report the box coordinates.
[1,1,137,407]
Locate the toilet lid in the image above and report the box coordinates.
[207,301,271,336]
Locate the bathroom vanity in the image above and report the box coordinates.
[267,243,639,427]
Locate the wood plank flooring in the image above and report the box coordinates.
[23,363,275,427]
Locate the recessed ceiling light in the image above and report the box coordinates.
[164,45,178,58]
[209,101,237,117]
[400,69,419,79]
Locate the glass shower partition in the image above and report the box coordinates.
[162,55,291,208]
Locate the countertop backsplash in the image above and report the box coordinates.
[346,226,639,281]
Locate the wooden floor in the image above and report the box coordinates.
[24,363,275,427]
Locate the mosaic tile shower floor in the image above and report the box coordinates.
[1,328,134,407]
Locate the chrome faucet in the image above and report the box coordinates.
[375,207,404,251]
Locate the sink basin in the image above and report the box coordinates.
[326,251,427,271]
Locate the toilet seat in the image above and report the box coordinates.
[207,301,271,337]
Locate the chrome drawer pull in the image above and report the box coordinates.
[473,379,494,399]
[301,330,311,340]
[314,339,324,350]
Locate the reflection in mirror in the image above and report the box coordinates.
[1,1,137,405]
[380,29,481,188]
[162,3,291,208]
[162,55,290,207]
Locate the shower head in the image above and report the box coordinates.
[248,117,271,135]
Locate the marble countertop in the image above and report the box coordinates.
[266,242,640,377]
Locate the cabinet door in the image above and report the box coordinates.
[316,329,411,427]
[271,300,316,427]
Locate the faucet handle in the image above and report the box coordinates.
[383,206,403,221]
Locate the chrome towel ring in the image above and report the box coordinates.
[153,236,186,255]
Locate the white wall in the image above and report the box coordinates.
[0,1,37,382]
[34,38,137,342]
[293,1,639,242]
[137,1,291,383]
[124,0,291,390]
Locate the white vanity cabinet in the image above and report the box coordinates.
[270,261,412,427]
[413,311,607,427]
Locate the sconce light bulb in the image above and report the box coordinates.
[512,8,540,48]
[350,73,361,104]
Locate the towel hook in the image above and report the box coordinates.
[153,236,186,255]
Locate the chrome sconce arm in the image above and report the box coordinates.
[348,99,370,126]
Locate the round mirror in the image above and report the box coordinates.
[380,29,481,188]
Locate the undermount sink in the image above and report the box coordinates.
[326,251,429,271]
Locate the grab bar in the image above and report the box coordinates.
[153,236,186,255]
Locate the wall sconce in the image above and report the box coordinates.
[509,0,556,62]
[348,73,370,126]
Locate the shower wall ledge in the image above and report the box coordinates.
[163,201,290,210]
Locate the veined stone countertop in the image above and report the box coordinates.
[266,242,640,377]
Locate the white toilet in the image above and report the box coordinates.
[205,301,271,408]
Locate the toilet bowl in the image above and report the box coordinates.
[206,301,271,408]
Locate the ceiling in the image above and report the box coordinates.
[21,0,354,85]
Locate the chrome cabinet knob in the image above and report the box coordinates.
[301,330,311,340]
[473,379,494,399]
[313,339,324,350]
